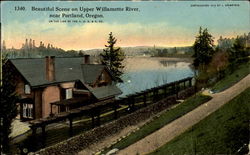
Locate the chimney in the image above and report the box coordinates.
[45,56,55,81]
[84,55,90,64]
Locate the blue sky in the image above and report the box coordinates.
[1,1,249,50]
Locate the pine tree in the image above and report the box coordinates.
[0,57,18,153]
[231,36,247,60]
[192,27,215,70]
[100,32,125,82]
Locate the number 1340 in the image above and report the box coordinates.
[15,6,25,11]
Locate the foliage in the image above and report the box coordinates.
[229,36,249,63]
[207,49,229,80]
[207,33,250,91]
[157,48,168,57]
[211,60,250,92]
[151,47,193,58]
[193,29,249,89]
[150,88,250,155]
[100,32,125,82]
[1,39,80,58]
[78,51,85,56]
[192,27,215,70]
[218,33,250,73]
[0,57,18,153]
[102,93,211,153]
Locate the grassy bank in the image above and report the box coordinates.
[212,61,250,92]
[103,93,211,153]
[150,88,250,155]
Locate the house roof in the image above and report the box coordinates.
[81,64,105,84]
[9,57,122,100]
[10,57,107,87]
[89,85,122,100]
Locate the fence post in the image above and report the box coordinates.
[164,86,167,97]
[91,113,95,128]
[69,117,73,136]
[113,101,118,119]
[189,78,192,87]
[172,83,175,95]
[31,126,37,135]
[41,124,46,148]
[131,95,135,111]
[41,124,46,137]
[153,89,156,102]
[96,109,101,126]
[143,92,147,106]
[176,82,179,99]
[155,88,159,101]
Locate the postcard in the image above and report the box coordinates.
[1,1,249,155]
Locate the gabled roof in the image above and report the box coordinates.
[89,85,122,100]
[81,64,105,84]
[9,57,109,87]
[9,57,122,100]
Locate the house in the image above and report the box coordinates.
[8,56,122,121]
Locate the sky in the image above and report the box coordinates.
[1,1,249,50]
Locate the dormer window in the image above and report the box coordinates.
[24,84,31,94]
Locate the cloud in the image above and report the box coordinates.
[1,20,204,50]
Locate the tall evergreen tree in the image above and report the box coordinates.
[192,27,215,70]
[0,57,18,153]
[100,32,125,82]
[231,36,247,60]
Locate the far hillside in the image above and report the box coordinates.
[82,46,194,57]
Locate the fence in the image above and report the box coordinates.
[29,77,193,136]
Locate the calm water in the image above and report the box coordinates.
[117,57,194,97]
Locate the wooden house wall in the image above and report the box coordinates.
[42,86,60,118]
[34,89,43,119]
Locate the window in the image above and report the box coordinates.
[24,84,31,94]
[23,103,33,118]
[66,88,73,99]
[100,73,105,81]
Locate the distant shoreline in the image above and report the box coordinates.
[126,56,193,63]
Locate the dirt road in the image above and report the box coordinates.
[118,74,250,155]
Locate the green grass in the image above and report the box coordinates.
[150,88,250,155]
[102,93,211,153]
[212,61,250,92]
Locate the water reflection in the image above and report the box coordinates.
[117,57,193,97]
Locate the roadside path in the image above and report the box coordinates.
[118,74,250,155]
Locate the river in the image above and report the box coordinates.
[117,57,194,97]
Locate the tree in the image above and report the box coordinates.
[0,57,18,153]
[173,47,178,54]
[208,50,229,80]
[78,51,85,56]
[231,36,247,60]
[192,27,215,70]
[226,36,249,72]
[162,48,168,54]
[100,32,125,82]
